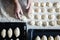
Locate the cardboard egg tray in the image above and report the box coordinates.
[0,22,27,40]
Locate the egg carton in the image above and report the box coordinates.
[28,29,60,40]
[26,0,60,28]
[0,22,27,40]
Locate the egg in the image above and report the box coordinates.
[48,36,54,40]
[8,28,13,38]
[14,27,20,37]
[57,20,60,25]
[35,36,41,40]
[55,35,60,40]
[55,8,60,13]
[40,2,46,7]
[1,29,6,38]
[42,35,47,40]
[46,2,52,7]
[47,8,55,13]
[34,14,41,20]
[53,2,60,8]
[28,21,35,26]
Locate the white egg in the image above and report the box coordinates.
[42,35,47,40]
[55,35,60,40]
[35,36,41,40]
[1,29,6,38]
[34,14,41,20]
[8,28,13,38]
[53,2,60,8]
[40,2,46,7]
[55,8,60,13]
[14,27,20,37]
[47,8,55,13]
[46,2,52,7]
[28,21,35,26]
[35,21,42,26]
[16,38,19,40]
[48,36,54,40]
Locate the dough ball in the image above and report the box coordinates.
[34,14,41,20]
[57,20,60,25]
[21,16,27,21]
[49,21,55,26]
[42,21,48,26]
[41,8,45,12]
[28,21,35,26]
[47,8,55,13]
[35,21,42,26]
[40,2,46,7]
[42,35,47,40]
[53,2,60,8]
[35,36,41,40]
[56,14,60,19]
[55,35,60,40]
[34,2,39,7]
[48,36,54,40]
[41,15,46,19]
[28,14,34,19]
[48,15,55,20]
[46,2,52,7]
[34,8,39,13]
[55,8,60,13]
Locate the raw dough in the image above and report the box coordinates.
[55,35,60,40]
[48,36,54,40]
[40,2,46,7]
[35,36,41,40]
[28,14,34,19]
[42,35,47,40]
[48,15,55,20]
[41,8,45,12]
[53,2,60,8]
[57,20,60,25]
[42,21,48,26]
[55,8,60,13]
[49,21,55,26]
[34,2,39,7]
[8,28,13,38]
[28,21,35,26]
[47,8,55,13]
[34,14,41,20]
[56,14,60,19]
[41,15,46,19]
[14,27,20,37]
[46,2,52,7]
[34,8,39,13]
[1,29,6,38]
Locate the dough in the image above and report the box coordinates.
[41,15,46,19]
[8,28,13,38]
[55,8,60,13]
[40,2,46,7]
[34,2,39,7]
[48,36,54,40]
[46,2,52,7]
[47,8,55,13]
[1,29,6,38]
[48,15,55,20]
[35,36,41,40]
[28,21,35,26]
[35,21,42,26]
[53,2,60,8]
[49,21,55,26]
[42,35,47,40]
[34,14,41,20]
[56,14,60,19]
[55,35,60,40]
[42,21,48,26]
[41,8,45,12]
[34,8,39,13]
[57,20,60,25]
[28,14,34,19]
[14,27,20,37]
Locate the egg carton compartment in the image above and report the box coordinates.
[0,22,27,40]
[28,29,60,40]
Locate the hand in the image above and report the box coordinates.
[14,3,23,19]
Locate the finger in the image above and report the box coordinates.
[20,9,23,15]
